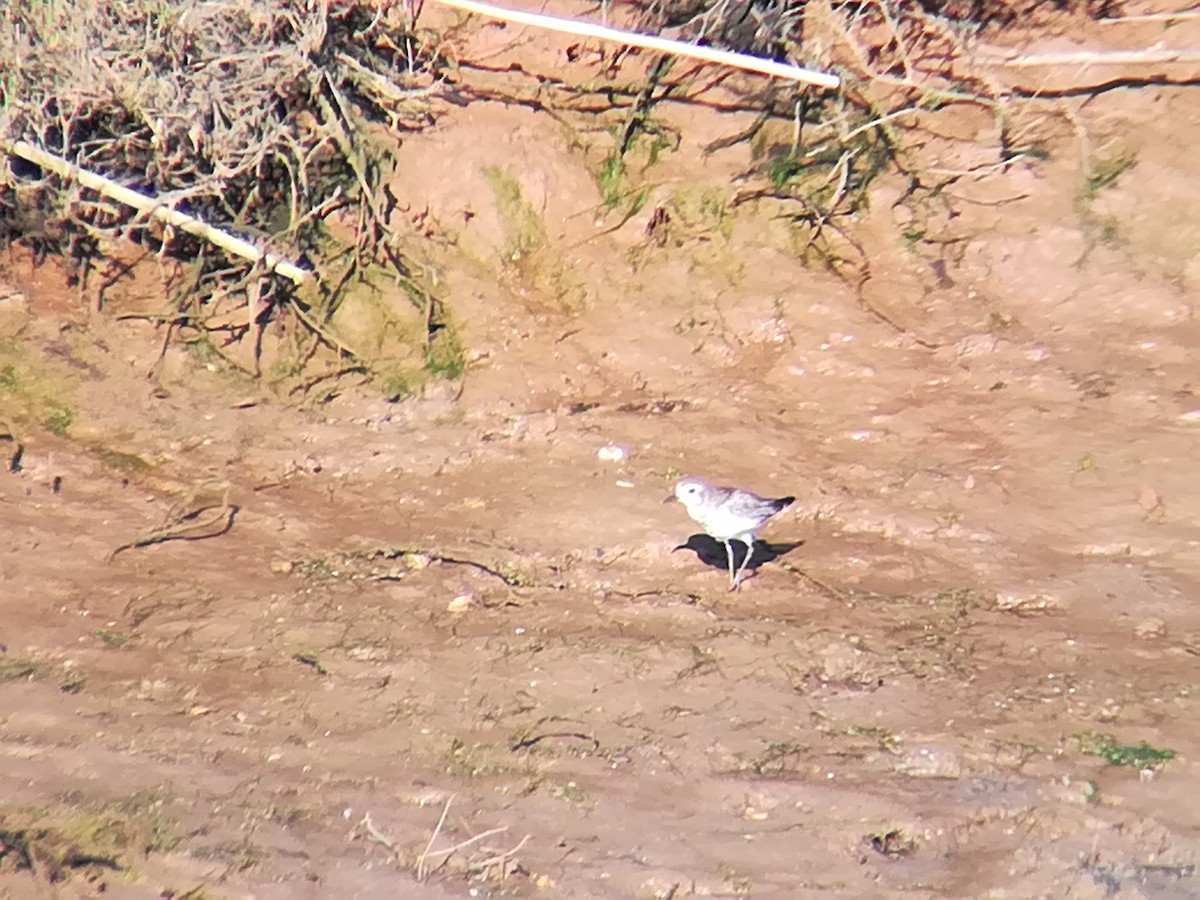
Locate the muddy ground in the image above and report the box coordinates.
[3,5,1200,899]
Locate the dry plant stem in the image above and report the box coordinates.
[432,0,841,88]
[469,833,531,875]
[421,826,510,864]
[415,794,455,880]
[109,503,239,560]
[355,812,400,858]
[812,4,996,108]
[978,47,1200,67]
[1,141,312,285]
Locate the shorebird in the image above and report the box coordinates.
[665,476,795,590]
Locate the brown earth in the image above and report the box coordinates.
[3,4,1200,899]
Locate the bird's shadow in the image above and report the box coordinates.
[673,534,804,574]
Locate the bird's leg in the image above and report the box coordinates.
[730,536,755,591]
[723,539,737,590]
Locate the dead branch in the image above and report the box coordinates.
[468,833,531,876]
[2,141,311,284]
[108,503,239,559]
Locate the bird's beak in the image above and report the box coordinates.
[663,494,677,504]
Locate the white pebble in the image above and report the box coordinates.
[597,443,628,462]
[446,594,473,613]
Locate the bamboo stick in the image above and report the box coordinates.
[431,0,841,89]
[2,139,312,284]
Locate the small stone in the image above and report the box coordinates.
[597,443,628,462]
[1134,618,1167,640]
[270,559,294,575]
[1137,485,1164,514]
[898,744,963,778]
[955,333,1001,358]
[446,594,473,613]
[995,590,1059,613]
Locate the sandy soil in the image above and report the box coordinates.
[3,5,1200,899]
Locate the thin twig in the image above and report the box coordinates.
[415,794,455,881]
[355,812,399,856]
[510,731,601,752]
[977,47,1200,67]
[109,504,239,560]
[468,834,531,875]
[421,826,509,861]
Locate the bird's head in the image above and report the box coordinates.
[665,476,709,509]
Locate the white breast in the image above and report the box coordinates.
[688,504,762,541]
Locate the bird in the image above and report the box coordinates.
[673,534,802,575]
[665,476,795,590]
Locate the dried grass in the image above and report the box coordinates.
[599,1,1132,340]
[0,0,1157,368]
[0,0,443,381]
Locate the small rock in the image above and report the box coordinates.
[270,559,294,575]
[1137,485,1164,515]
[446,594,473,613]
[898,744,963,778]
[995,590,1060,613]
[955,333,1001,358]
[1134,618,1167,640]
[597,443,628,462]
[405,553,432,570]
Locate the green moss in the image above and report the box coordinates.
[0,657,38,682]
[377,369,419,402]
[481,165,544,261]
[426,328,465,380]
[1085,149,1138,195]
[93,627,129,648]
[92,448,156,474]
[0,350,78,438]
[0,794,180,886]
[43,406,74,436]
[1076,731,1175,769]
[597,153,625,210]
